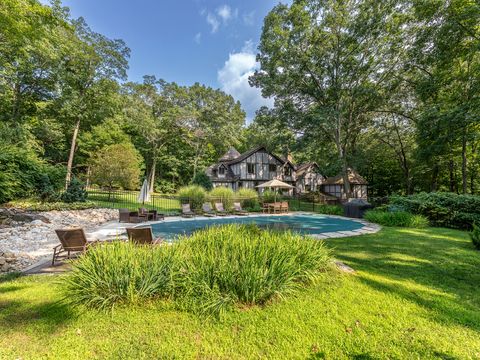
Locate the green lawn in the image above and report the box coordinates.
[1,227,479,359]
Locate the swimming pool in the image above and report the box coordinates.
[149,213,364,240]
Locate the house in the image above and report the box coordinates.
[321,168,368,200]
[206,146,296,191]
[295,162,325,194]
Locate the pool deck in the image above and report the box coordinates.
[23,213,380,275]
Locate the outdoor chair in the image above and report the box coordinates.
[280,201,289,213]
[202,202,216,217]
[214,202,228,216]
[119,209,147,223]
[182,203,195,217]
[52,228,98,265]
[262,203,270,214]
[233,202,248,216]
[126,227,162,245]
[272,202,282,214]
[139,208,163,221]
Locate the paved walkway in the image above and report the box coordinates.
[23,213,380,275]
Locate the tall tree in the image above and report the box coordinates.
[251,0,408,197]
[56,17,129,188]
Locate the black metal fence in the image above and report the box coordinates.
[86,188,344,216]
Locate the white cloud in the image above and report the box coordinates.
[242,11,255,26]
[206,13,220,33]
[218,41,273,122]
[216,5,232,23]
[194,32,202,44]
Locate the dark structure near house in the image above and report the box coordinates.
[206,147,368,201]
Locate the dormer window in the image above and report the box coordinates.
[219,166,225,175]
[247,163,255,175]
[284,166,292,176]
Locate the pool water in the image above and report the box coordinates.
[149,214,363,240]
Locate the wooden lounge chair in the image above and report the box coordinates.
[214,202,228,216]
[262,203,270,214]
[119,208,138,223]
[280,201,289,213]
[52,228,97,265]
[202,202,216,217]
[182,203,195,217]
[272,202,282,214]
[233,202,248,216]
[126,227,162,245]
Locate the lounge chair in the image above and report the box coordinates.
[233,202,248,216]
[126,227,162,245]
[214,202,228,216]
[280,201,289,213]
[202,202,216,217]
[52,228,98,265]
[182,203,195,217]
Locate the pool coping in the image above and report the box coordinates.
[22,213,380,274]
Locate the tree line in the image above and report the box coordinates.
[0,0,245,202]
[247,0,480,198]
[1,0,479,203]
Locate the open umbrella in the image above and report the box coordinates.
[256,179,294,202]
[137,178,150,204]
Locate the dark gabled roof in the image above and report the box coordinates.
[219,147,241,162]
[205,163,238,182]
[323,168,368,185]
[225,145,295,169]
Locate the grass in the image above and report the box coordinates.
[1,227,480,358]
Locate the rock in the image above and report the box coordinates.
[0,258,5,266]
[1,264,11,272]
[12,212,37,223]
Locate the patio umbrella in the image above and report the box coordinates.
[137,178,151,204]
[256,179,294,202]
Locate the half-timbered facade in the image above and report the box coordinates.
[295,162,325,194]
[206,146,296,191]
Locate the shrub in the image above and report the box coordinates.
[390,192,480,229]
[37,174,59,202]
[315,204,343,216]
[209,186,235,210]
[364,210,428,228]
[61,178,88,203]
[236,188,259,209]
[261,189,278,203]
[63,225,333,318]
[177,185,206,211]
[7,199,97,211]
[191,172,213,191]
[470,224,480,250]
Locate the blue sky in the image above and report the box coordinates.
[47,0,284,121]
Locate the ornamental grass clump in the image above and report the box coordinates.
[173,224,332,317]
[63,224,333,318]
[364,210,429,228]
[63,242,178,311]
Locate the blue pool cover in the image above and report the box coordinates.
[149,214,363,240]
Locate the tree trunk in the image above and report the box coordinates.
[449,159,455,193]
[65,118,81,189]
[85,166,91,188]
[431,164,439,192]
[341,152,351,200]
[149,160,156,193]
[462,128,467,194]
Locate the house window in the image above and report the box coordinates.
[269,164,277,172]
[218,166,225,175]
[247,163,255,175]
[284,166,292,176]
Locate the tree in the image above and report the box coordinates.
[191,172,213,191]
[90,143,142,192]
[56,17,130,188]
[251,0,407,197]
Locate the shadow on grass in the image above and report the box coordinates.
[0,298,76,333]
[327,227,480,332]
[0,272,23,284]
